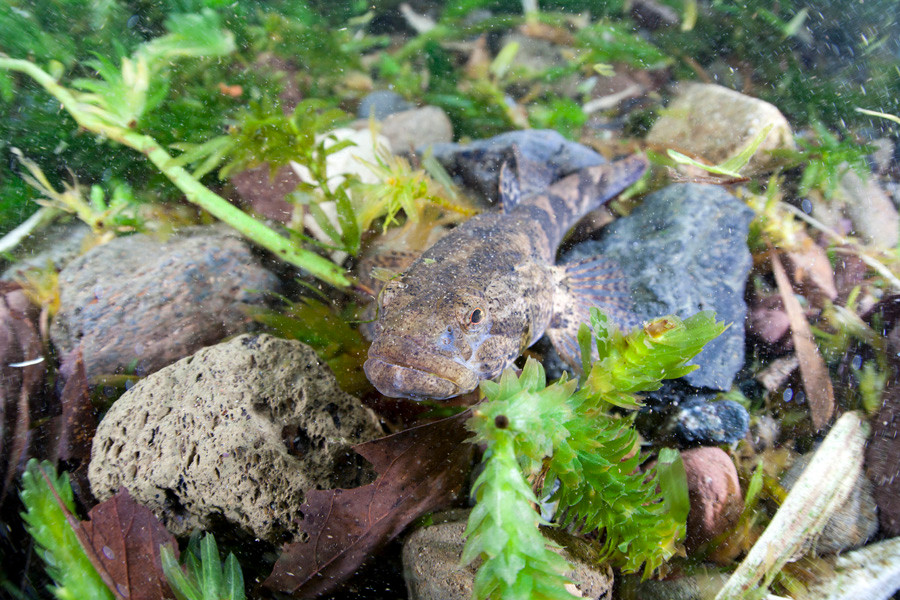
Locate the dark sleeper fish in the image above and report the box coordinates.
[364,153,648,400]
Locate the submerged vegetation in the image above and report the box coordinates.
[2,0,900,599]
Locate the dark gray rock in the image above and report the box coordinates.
[428,130,606,204]
[357,90,413,120]
[564,184,754,390]
[673,398,750,446]
[51,226,280,379]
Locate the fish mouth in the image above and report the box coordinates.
[364,349,479,400]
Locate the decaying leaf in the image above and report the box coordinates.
[54,348,98,508]
[264,409,474,598]
[0,281,45,506]
[770,250,835,430]
[67,486,179,600]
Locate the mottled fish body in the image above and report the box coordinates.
[365,154,648,399]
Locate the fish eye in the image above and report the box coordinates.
[468,308,485,325]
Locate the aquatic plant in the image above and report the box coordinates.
[161,533,245,600]
[19,460,113,600]
[0,14,352,288]
[463,309,724,599]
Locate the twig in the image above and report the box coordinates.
[714,412,869,600]
[0,206,61,256]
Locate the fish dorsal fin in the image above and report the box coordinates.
[499,159,521,213]
[511,145,558,198]
[546,255,640,370]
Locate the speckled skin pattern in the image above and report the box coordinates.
[365,155,648,399]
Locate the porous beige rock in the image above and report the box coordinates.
[402,511,613,600]
[88,334,383,543]
[681,447,744,552]
[647,83,794,174]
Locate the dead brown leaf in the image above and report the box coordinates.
[66,485,179,600]
[54,348,98,507]
[782,233,837,308]
[0,282,45,506]
[263,409,474,598]
[770,250,835,430]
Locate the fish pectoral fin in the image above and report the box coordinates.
[547,256,640,370]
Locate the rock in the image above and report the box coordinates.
[357,90,413,120]
[672,398,749,446]
[429,130,606,204]
[782,452,878,555]
[380,106,453,153]
[230,163,298,224]
[681,447,743,552]
[823,168,899,248]
[566,184,754,390]
[402,511,613,600]
[50,226,280,380]
[747,294,791,350]
[88,334,384,543]
[2,218,92,281]
[646,83,794,175]
[797,536,900,600]
[755,355,799,393]
[618,571,729,600]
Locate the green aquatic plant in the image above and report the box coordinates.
[353,148,476,232]
[12,149,142,239]
[161,533,245,600]
[463,309,724,599]
[19,460,114,600]
[667,124,775,179]
[0,16,351,288]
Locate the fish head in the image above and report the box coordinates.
[365,279,524,400]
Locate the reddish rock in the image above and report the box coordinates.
[681,447,744,552]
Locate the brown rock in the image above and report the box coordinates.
[50,226,280,379]
[231,163,299,224]
[681,447,744,552]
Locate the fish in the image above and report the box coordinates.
[363,152,648,400]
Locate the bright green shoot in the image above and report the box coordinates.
[463,309,724,599]
[668,124,775,178]
[19,460,114,600]
[161,533,245,600]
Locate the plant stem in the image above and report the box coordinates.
[0,56,352,289]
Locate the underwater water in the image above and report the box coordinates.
[1,1,899,599]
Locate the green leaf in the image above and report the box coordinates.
[161,544,199,600]
[200,534,222,600]
[222,554,245,600]
[19,459,115,600]
[656,448,690,522]
[667,124,774,177]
